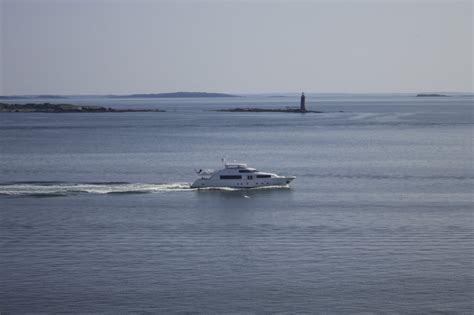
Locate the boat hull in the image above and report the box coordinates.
[191,176,295,189]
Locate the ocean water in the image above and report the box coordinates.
[0,94,472,313]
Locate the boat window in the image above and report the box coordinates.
[256,175,271,178]
[220,175,242,180]
[247,175,253,180]
[238,170,254,173]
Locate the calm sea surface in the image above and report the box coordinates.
[1,95,473,313]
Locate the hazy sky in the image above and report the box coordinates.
[1,0,472,94]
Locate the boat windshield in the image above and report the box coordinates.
[238,169,256,173]
[225,163,247,169]
[196,169,214,176]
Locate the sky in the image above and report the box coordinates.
[1,0,472,95]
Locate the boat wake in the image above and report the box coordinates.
[0,182,193,196]
[0,182,290,196]
[196,185,290,192]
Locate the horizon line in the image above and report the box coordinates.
[1,91,473,97]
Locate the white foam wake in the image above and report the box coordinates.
[0,182,193,196]
[197,185,290,191]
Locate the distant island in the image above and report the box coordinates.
[214,93,330,114]
[0,95,69,100]
[215,93,327,113]
[106,92,239,98]
[215,108,323,113]
[416,93,449,97]
[36,95,69,99]
[0,103,164,113]
[0,92,239,99]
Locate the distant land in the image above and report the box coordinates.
[0,92,239,99]
[0,96,36,100]
[0,95,68,100]
[0,103,164,113]
[106,92,239,98]
[35,95,69,99]
[416,93,449,97]
[1,92,472,100]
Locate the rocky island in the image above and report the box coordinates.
[214,92,325,114]
[215,108,322,113]
[0,103,164,113]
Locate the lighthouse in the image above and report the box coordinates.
[300,92,306,111]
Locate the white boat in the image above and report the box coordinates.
[191,162,296,188]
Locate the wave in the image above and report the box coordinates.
[0,182,193,196]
